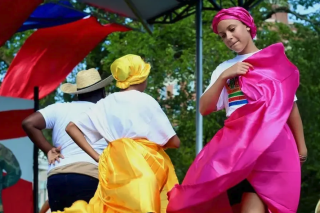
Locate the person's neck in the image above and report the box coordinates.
[78,97,101,103]
[122,85,144,92]
[238,41,259,55]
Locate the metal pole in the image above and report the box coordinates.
[33,86,39,213]
[195,0,203,154]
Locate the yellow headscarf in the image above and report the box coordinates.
[110,54,151,89]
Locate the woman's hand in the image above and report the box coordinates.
[298,144,307,165]
[221,62,253,80]
[47,146,64,165]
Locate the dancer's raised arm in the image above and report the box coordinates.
[66,122,100,162]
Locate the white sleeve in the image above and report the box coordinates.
[38,104,58,129]
[294,95,297,102]
[72,108,103,144]
[146,98,177,146]
[202,68,225,111]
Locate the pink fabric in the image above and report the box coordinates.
[212,7,257,38]
[167,43,301,213]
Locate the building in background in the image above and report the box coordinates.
[266,8,292,24]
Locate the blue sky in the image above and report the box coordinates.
[289,4,320,22]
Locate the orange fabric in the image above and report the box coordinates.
[53,138,178,213]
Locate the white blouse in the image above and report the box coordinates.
[73,90,176,146]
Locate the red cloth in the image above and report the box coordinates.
[0,108,34,140]
[0,0,42,47]
[0,17,130,99]
[2,173,33,213]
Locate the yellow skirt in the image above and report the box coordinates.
[52,138,178,213]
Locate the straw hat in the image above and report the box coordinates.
[60,68,114,94]
[315,199,320,213]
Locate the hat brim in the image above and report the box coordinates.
[60,75,114,95]
[315,200,320,213]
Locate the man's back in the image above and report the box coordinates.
[38,101,106,171]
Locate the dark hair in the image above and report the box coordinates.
[77,88,106,103]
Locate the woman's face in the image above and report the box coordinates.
[217,19,251,53]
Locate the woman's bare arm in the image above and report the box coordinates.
[65,122,100,162]
[200,75,226,116]
[22,112,53,153]
[201,62,253,116]
[163,135,180,149]
[287,103,307,160]
[39,200,50,213]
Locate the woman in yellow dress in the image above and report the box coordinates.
[53,54,180,213]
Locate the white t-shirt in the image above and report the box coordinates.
[73,90,176,146]
[39,101,107,172]
[204,51,297,117]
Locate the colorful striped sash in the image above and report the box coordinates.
[226,77,248,107]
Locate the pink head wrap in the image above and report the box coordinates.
[212,7,257,38]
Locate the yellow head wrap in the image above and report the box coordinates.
[110,54,151,89]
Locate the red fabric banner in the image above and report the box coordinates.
[0,0,42,47]
[0,109,34,140]
[0,17,130,99]
[2,174,33,213]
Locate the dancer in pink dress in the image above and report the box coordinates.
[167,7,307,213]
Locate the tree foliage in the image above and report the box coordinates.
[0,0,319,212]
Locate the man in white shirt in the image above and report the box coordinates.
[22,68,113,212]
